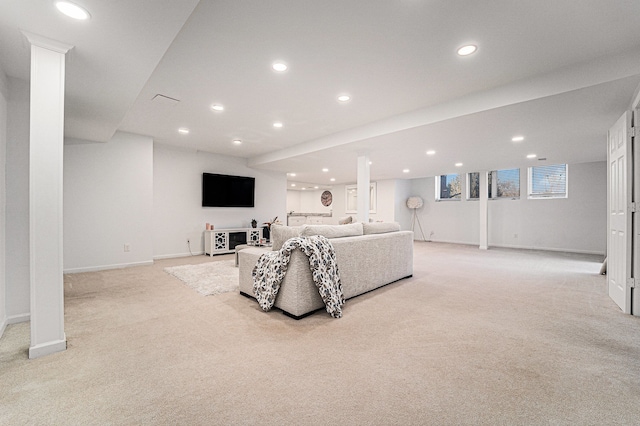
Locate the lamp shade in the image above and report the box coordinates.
[406,196,423,209]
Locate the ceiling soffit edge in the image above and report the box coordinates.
[248,47,640,169]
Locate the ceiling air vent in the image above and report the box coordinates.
[151,94,180,107]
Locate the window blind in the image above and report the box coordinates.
[529,164,567,198]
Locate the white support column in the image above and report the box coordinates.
[479,171,489,250]
[357,154,370,223]
[23,32,72,359]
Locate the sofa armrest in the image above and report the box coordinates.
[238,247,271,296]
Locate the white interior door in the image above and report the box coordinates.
[608,111,632,313]
[633,107,640,316]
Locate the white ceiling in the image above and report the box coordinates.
[2,0,640,189]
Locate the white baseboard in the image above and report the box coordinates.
[29,335,67,359]
[64,260,154,274]
[415,238,478,247]
[1,313,30,340]
[418,239,604,256]
[8,313,30,324]
[489,243,605,256]
[153,251,205,260]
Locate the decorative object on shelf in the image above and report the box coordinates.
[262,216,278,241]
[206,223,214,230]
[262,216,278,230]
[406,196,427,241]
[251,219,257,228]
[321,190,333,207]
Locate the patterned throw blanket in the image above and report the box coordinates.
[252,235,345,318]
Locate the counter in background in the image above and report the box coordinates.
[287,212,332,226]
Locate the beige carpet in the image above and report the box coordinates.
[2,243,640,425]
[164,259,239,295]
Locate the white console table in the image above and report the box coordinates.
[204,228,262,256]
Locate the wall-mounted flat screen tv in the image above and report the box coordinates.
[202,173,255,207]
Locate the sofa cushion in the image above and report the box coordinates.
[271,224,301,250]
[338,215,353,225]
[363,221,401,235]
[300,222,363,239]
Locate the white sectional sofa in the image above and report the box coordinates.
[238,222,414,318]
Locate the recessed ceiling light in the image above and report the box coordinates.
[314,186,319,189]
[288,172,296,177]
[211,104,224,111]
[455,162,463,167]
[403,169,410,173]
[178,128,189,134]
[291,183,296,187]
[55,1,90,20]
[457,44,477,56]
[273,122,283,128]
[337,95,351,102]
[527,154,537,159]
[369,161,373,165]
[426,150,436,156]
[330,178,336,182]
[322,168,329,172]
[272,62,288,72]
[512,136,525,142]
[233,139,242,145]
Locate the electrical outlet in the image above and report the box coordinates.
[124,243,130,252]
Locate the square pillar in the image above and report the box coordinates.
[357,154,370,223]
[23,32,72,359]
[479,171,489,250]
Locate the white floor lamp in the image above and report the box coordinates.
[407,196,427,241]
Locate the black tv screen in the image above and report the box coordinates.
[202,173,255,207]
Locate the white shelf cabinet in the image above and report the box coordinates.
[204,228,262,256]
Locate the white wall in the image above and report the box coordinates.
[5,77,30,322]
[0,70,7,336]
[286,190,301,214]
[63,138,287,270]
[394,179,413,230]
[64,132,154,272]
[407,161,606,254]
[299,190,332,214]
[153,143,287,258]
[286,179,411,226]
[487,163,606,253]
[407,175,478,244]
[375,180,397,223]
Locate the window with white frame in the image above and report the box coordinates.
[528,164,567,198]
[467,172,480,200]
[489,168,520,199]
[436,174,462,200]
[466,170,520,200]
